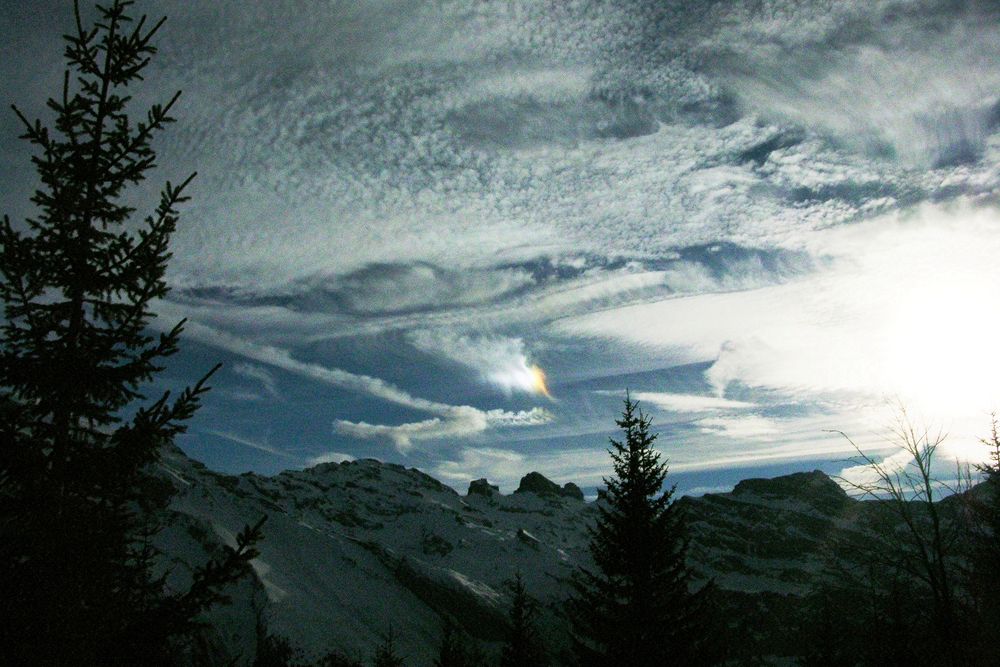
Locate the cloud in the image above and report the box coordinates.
[561,203,1000,401]
[178,320,553,452]
[433,447,526,487]
[459,66,592,106]
[232,363,280,399]
[165,248,815,357]
[833,408,992,493]
[335,406,551,453]
[12,1,1000,301]
[432,445,607,492]
[318,263,536,315]
[335,417,461,452]
[725,14,1000,167]
[684,484,735,497]
[408,329,551,396]
[605,391,756,413]
[306,451,355,467]
[10,0,1000,479]
[130,0,975,297]
[561,202,1000,460]
[698,416,781,441]
[205,430,295,459]
[670,438,863,473]
[178,320,464,414]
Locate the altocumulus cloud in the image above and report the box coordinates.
[6,0,1000,475]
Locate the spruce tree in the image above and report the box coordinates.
[0,1,261,663]
[500,572,547,667]
[568,395,711,667]
[435,621,466,667]
[972,420,1000,583]
[433,617,484,667]
[372,628,406,667]
[966,419,1000,663]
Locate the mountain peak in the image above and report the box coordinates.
[514,471,584,500]
[468,478,500,497]
[732,469,848,507]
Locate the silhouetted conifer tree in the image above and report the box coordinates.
[433,617,484,667]
[253,587,302,667]
[313,647,364,667]
[966,418,1000,663]
[500,573,547,667]
[973,419,1000,576]
[373,627,405,667]
[567,395,712,667]
[435,621,465,667]
[0,1,261,663]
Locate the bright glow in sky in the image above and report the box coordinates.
[4,0,1000,493]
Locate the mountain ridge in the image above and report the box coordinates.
[153,445,902,665]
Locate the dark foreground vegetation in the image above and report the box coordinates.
[0,1,264,663]
[2,2,998,665]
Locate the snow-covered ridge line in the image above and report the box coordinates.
[155,446,886,665]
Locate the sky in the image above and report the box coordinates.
[3,0,1000,495]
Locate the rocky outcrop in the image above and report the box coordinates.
[514,471,584,500]
[731,470,851,514]
[392,558,507,641]
[467,478,499,497]
[516,528,541,549]
[561,482,584,501]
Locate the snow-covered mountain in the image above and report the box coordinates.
[154,445,877,665]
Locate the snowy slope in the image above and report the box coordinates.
[156,447,871,665]
[157,446,596,664]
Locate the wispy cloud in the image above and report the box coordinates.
[433,447,527,489]
[684,484,735,497]
[335,406,551,453]
[180,320,553,452]
[9,0,1000,478]
[205,429,296,460]
[698,416,781,441]
[325,263,536,315]
[408,329,551,396]
[727,16,1000,167]
[598,391,755,413]
[180,320,469,414]
[432,446,607,493]
[306,451,355,467]
[561,204,1000,421]
[232,363,280,399]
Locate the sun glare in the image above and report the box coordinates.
[881,268,1000,418]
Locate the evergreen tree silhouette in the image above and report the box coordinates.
[433,617,484,667]
[372,627,405,667]
[567,395,712,667]
[966,418,1000,663]
[500,572,547,667]
[0,1,261,663]
[973,420,1000,584]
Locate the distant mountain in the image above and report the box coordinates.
[153,446,941,665]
